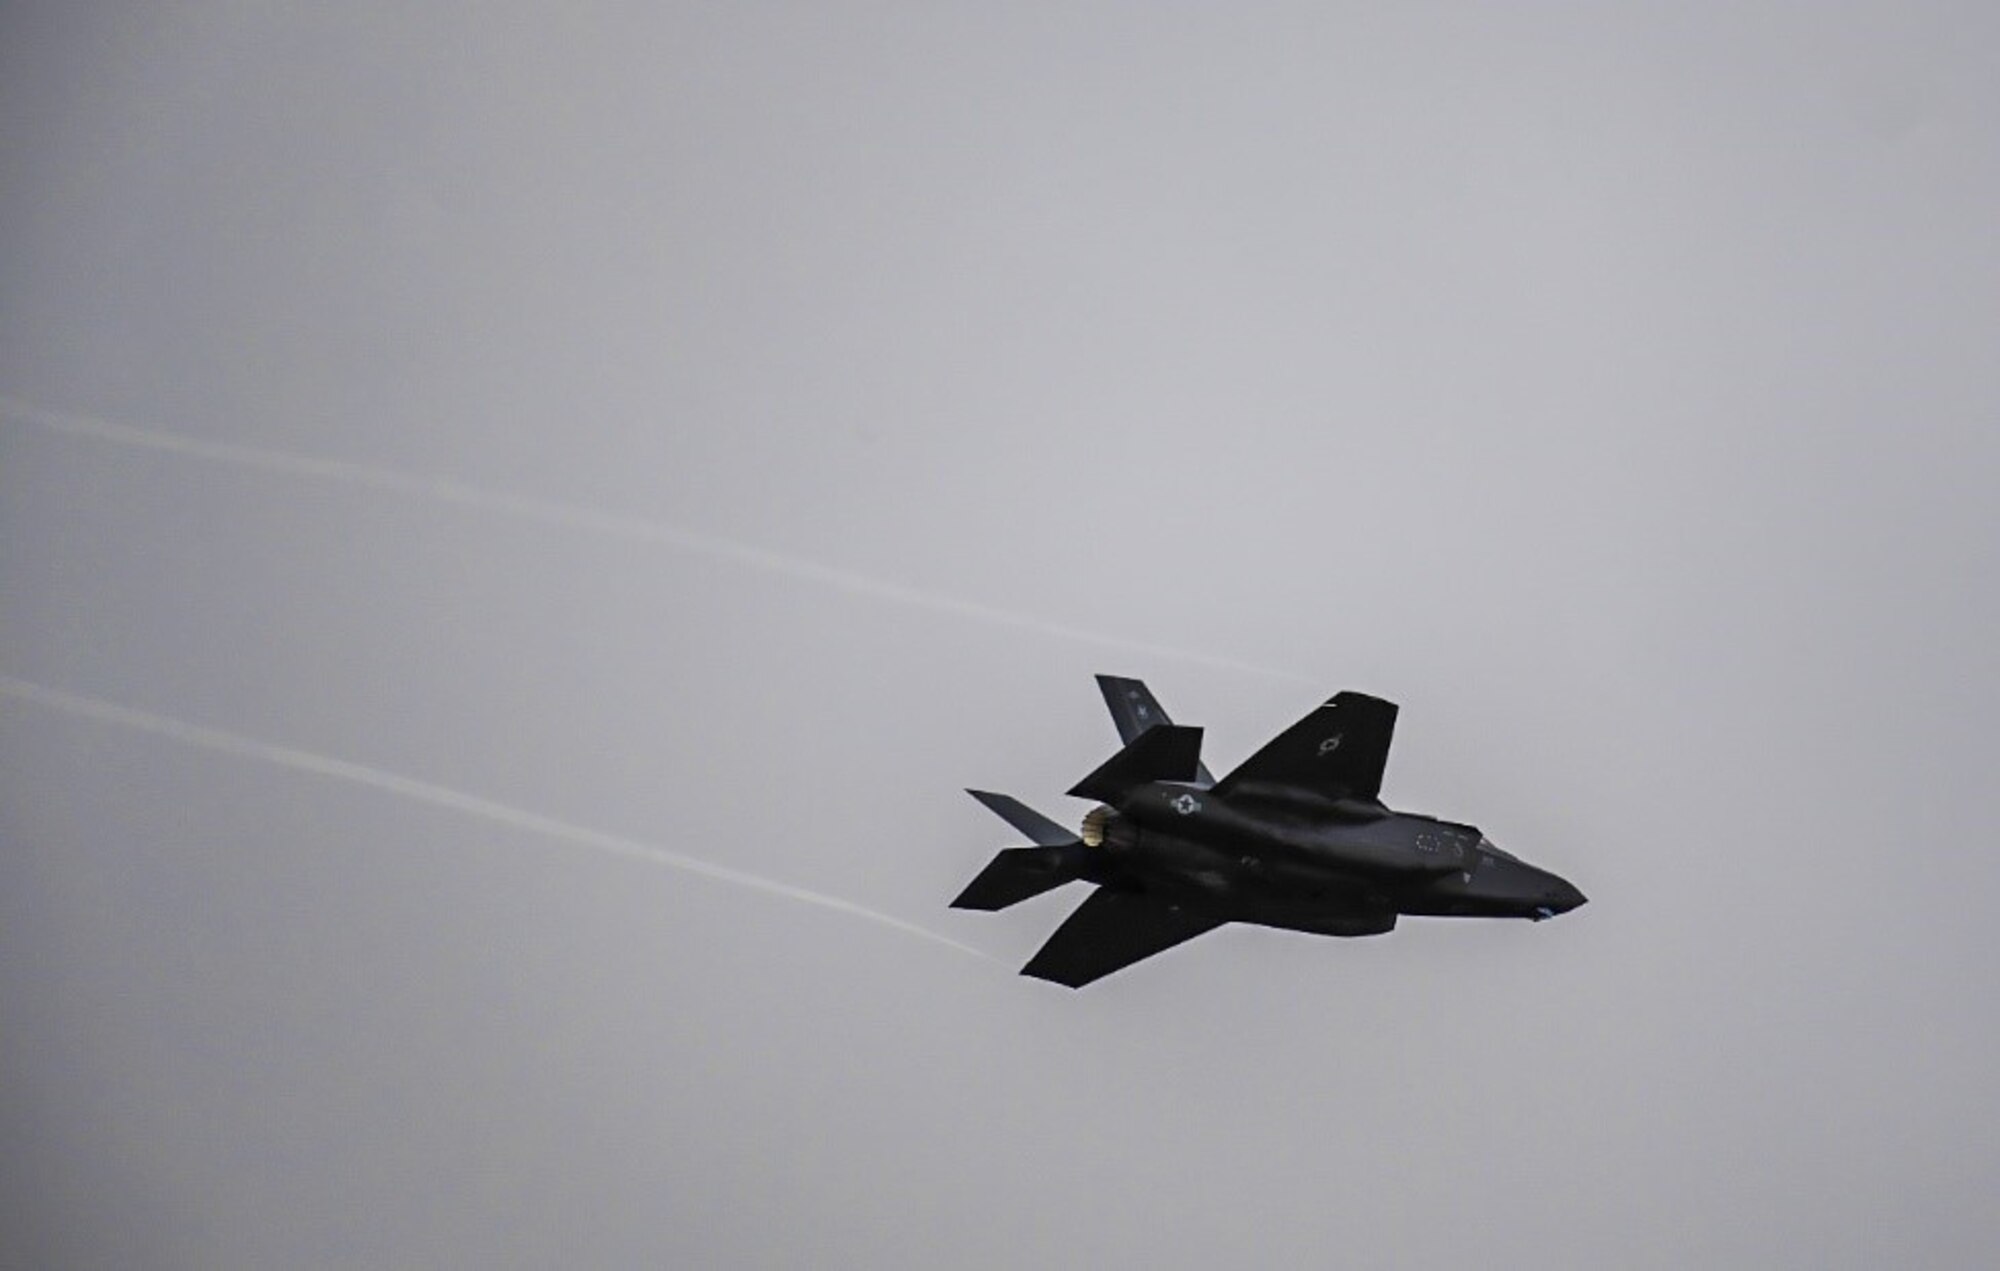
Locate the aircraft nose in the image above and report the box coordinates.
[1548,879,1587,913]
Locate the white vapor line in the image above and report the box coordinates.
[0,675,997,963]
[0,395,1311,686]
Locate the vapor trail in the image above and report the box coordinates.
[1,396,1310,685]
[0,675,996,963]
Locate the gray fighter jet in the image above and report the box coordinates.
[954,676,1586,987]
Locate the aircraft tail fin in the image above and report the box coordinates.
[1094,675,1215,785]
[1067,724,1203,804]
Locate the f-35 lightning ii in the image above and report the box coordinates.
[954,676,1586,987]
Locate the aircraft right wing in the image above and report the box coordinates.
[1211,691,1399,802]
[1020,887,1224,988]
[1094,675,1215,786]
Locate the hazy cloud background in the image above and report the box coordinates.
[4,4,1997,1266]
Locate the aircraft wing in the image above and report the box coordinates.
[1020,887,1224,987]
[1211,691,1399,802]
[1095,675,1215,786]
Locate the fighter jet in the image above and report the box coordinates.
[953,676,1586,987]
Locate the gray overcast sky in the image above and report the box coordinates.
[4,4,1997,1267]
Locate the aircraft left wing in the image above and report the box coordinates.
[1211,691,1398,802]
[1095,675,1215,786]
[1020,887,1224,988]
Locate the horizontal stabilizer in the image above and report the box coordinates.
[1067,724,1203,804]
[951,846,1086,911]
[966,789,1076,847]
[1021,887,1224,987]
[1095,675,1215,786]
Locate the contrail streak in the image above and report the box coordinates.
[0,675,996,963]
[1,396,1311,685]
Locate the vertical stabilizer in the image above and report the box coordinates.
[1094,675,1215,786]
[1067,724,1204,804]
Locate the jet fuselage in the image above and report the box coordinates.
[1091,780,1585,931]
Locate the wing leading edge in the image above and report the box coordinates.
[1212,691,1399,802]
